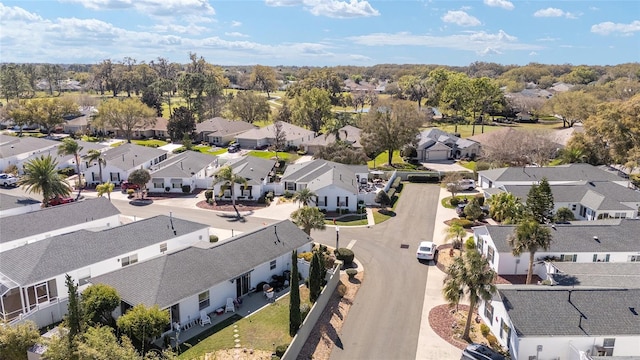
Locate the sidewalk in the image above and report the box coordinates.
[415,187,465,360]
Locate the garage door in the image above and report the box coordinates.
[425,150,449,160]
[236,138,257,149]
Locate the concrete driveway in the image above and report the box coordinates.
[422,160,472,173]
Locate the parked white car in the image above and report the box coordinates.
[416,241,436,261]
[447,179,476,191]
[0,173,18,187]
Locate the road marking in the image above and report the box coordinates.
[346,239,357,250]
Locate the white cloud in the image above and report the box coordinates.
[63,0,215,18]
[231,20,242,27]
[225,32,249,38]
[0,3,43,21]
[536,36,559,42]
[533,8,577,19]
[483,0,514,11]
[265,0,380,18]
[348,54,372,62]
[442,10,481,27]
[150,23,208,34]
[479,47,502,56]
[529,51,538,56]
[591,20,640,35]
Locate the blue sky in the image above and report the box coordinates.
[1,0,638,66]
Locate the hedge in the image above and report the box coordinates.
[387,188,396,199]
[335,248,354,266]
[450,218,474,229]
[392,177,402,189]
[407,174,440,183]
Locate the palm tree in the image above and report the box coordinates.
[96,181,115,201]
[85,149,106,184]
[212,165,247,218]
[442,249,497,342]
[19,155,71,207]
[488,192,524,224]
[507,218,553,285]
[290,207,326,235]
[58,138,84,200]
[443,223,466,250]
[292,187,316,208]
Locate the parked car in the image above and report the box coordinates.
[447,179,476,191]
[48,196,74,206]
[416,241,436,261]
[0,173,18,187]
[121,181,140,191]
[228,143,241,153]
[460,344,505,360]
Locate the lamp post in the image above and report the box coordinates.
[335,226,340,250]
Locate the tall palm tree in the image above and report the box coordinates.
[507,218,553,284]
[290,207,326,235]
[443,223,466,250]
[442,249,497,342]
[212,165,247,218]
[19,155,71,207]
[85,149,106,184]
[292,187,317,208]
[58,138,83,200]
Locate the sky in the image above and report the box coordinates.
[0,0,639,67]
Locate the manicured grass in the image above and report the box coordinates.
[132,139,168,147]
[373,183,403,224]
[253,120,272,128]
[441,195,478,209]
[458,161,476,171]
[367,150,404,169]
[247,151,299,162]
[194,145,227,156]
[433,120,564,138]
[177,287,310,359]
[324,215,368,226]
[110,141,125,147]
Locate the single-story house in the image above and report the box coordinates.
[92,220,313,336]
[343,79,377,92]
[546,262,640,288]
[113,117,169,140]
[195,117,257,146]
[305,125,363,155]
[148,151,218,193]
[0,197,121,253]
[235,121,315,150]
[415,128,481,161]
[82,143,169,186]
[211,156,277,201]
[485,181,640,221]
[0,134,59,173]
[473,219,640,278]
[479,286,640,360]
[280,159,368,212]
[0,193,41,218]
[477,163,627,189]
[0,215,209,328]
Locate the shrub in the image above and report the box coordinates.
[450,218,474,229]
[207,198,214,205]
[127,188,135,196]
[474,193,485,206]
[480,323,490,337]
[298,251,313,262]
[58,167,75,177]
[450,197,460,206]
[335,248,355,266]
[283,190,293,199]
[465,237,476,250]
[407,174,440,183]
[387,188,396,199]
[392,177,401,189]
[346,269,357,279]
[165,186,171,192]
[265,191,274,201]
[173,147,186,154]
[486,334,498,348]
[204,189,213,200]
[209,235,219,243]
[275,344,288,357]
[257,195,266,204]
[181,185,191,193]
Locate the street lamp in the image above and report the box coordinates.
[335,226,340,250]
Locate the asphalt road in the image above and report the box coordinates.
[310,183,441,360]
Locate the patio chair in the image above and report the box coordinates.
[225,298,235,313]
[199,310,211,326]
[266,290,274,302]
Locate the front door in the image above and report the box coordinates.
[235,273,251,298]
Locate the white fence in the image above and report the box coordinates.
[11,298,68,329]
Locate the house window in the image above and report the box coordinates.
[484,302,493,325]
[172,182,182,189]
[154,181,164,188]
[198,291,210,310]
[571,204,577,211]
[160,243,167,253]
[600,338,615,356]
[270,260,276,270]
[593,254,610,262]
[110,173,120,182]
[223,189,231,197]
[476,237,483,251]
[78,268,91,286]
[242,186,252,197]
[487,247,495,264]
[159,154,167,162]
[560,254,577,262]
[336,196,340,207]
[630,255,640,262]
[121,254,138,267]
[345,197,349,207]
[92,172,98,181]
[285,182,296,191]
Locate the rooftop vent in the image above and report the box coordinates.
[631,307,638,316]
[593,236,600,243]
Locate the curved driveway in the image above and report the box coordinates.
[310,183,441,360]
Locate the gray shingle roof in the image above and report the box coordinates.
[0,134,58,158]
[0,215,208,285]
[550,262,640,288]
[101,143,168,171]
[236,121,314,141]
[281,159,359,194]
[0,197,120,244]
[91,220,311,308]
[219,156,275,186]
[305,125,362,147]
[196,117,257,136]
[0,193,40,211]
[498,287,640,336]
[479,164,623,183]
[150,151,216,178]
[481,219,640,253]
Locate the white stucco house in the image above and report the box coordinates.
[478,286,640,360]
[148,151,218,193]
[280,159,368,212]
[0,193,41,218]
[0,197,121,253]
[0,215,209,328]
[415,128,481,161]
[235,121,315,150]
[211,156,277,201]
[83,143,169,186]
[473,219,640,278]
[92,220,313,337]
[0,134,60,173]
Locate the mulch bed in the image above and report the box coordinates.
[428,304,474,350]
[195,200,268,212]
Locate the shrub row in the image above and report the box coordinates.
[407,174,440,183]
[450,218,474,229]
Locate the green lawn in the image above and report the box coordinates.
[441,195,478,209]
[247,151,299,162]
[373,183,403,224]
[132,139,168,147]
[367,150,404,169]
[194,145,227,156]
[433,120,564,138]
[177,288,310,359]
[324,215,368,226]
